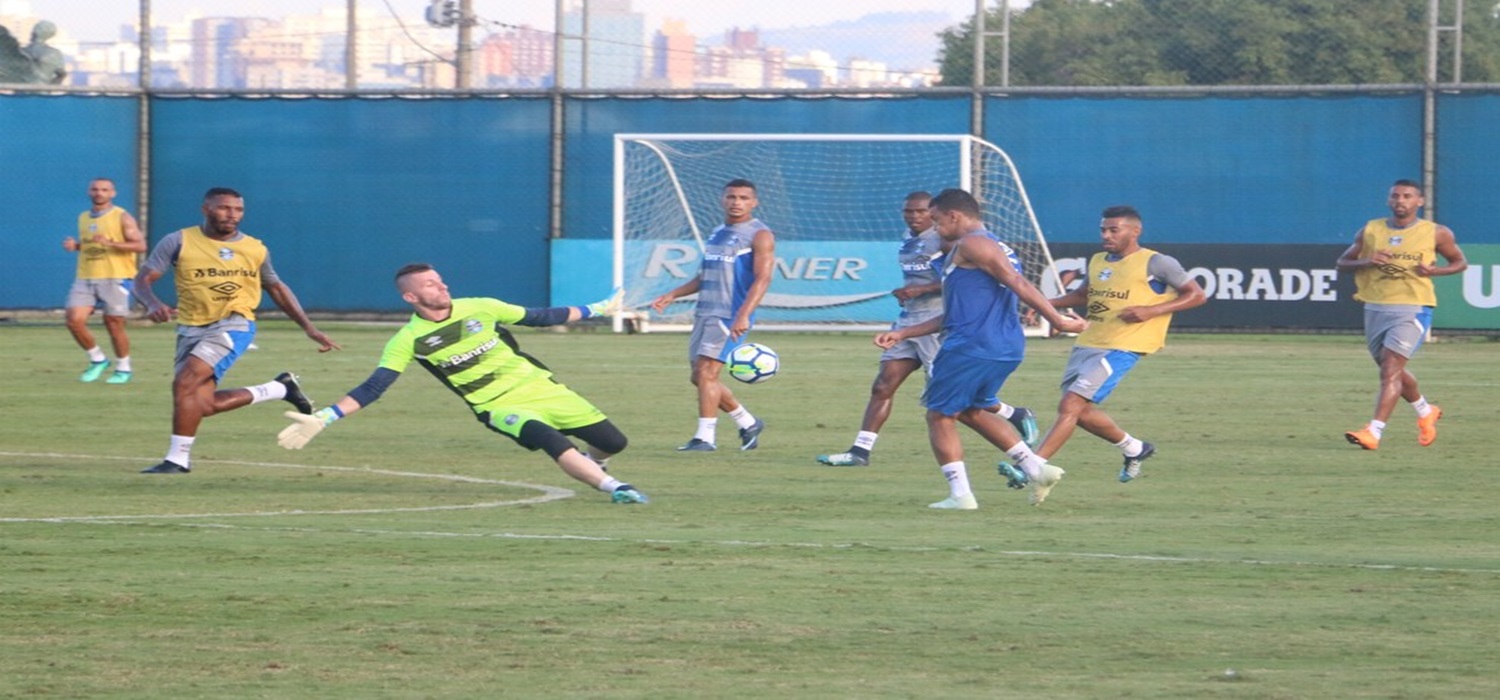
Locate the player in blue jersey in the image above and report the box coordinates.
[650,179,776,452]
[817,191,1039,467]
[276,263,648,504]
[875,189,1087,510]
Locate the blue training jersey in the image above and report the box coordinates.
[695,218,765,320]
[940,230,1025,361]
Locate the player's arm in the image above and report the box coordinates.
[966,238,1086,334]
[1049,280,1090,310]
[1415,225,1467,277]
[263,279,341,352]
[729,229,776,338]
[1118,254,1208,323]
[132,234,180,322]
[651,275,701,312]
[91,212,147,253]
[513,289,624,326]
[875,315,943,348]
[893,280,941,302]
[1335,228,1386,271]
[278,367,402,449]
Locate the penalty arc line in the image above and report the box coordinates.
[0,450,573,521]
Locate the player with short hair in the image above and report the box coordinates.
[276,264,648,504]
[875,188,1086,510]
[1336,179,1467,450]
[1013,205,1206,490]
[651,178,775,452]
[817,191,1038,467]
[62,178,145,384]
[133,187,340,474]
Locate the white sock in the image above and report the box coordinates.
[853,431,878,451]
[86,346,107,363]
[598,477,623,493]
[727,405,757,429]
[1412,397,1432,418]
[247,379,289,405]
[1368,420,1386,439]
[940,461,972,498]
[166,435,195,468]
[1114,434,1145,457]
[695,418,717,443]
[114,356,132,372]
[994,402,1016,419]
[1005,443,1047,479]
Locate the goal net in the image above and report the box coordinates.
[612,134,1063,333]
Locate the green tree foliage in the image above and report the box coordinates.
[938,0,1500,86]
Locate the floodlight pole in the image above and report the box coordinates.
[970,1,1009,138]
[346,0,357,89]
[136,0,152,238]
[455,0,474,88]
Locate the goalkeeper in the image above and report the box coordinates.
[277,263,648,504]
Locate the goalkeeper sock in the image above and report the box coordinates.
[248,379,288,405]
[598,477,624,493]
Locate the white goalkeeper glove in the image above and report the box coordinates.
[584,288,624,318]
[277,408,339,449]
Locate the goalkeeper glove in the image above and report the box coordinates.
[582,288,624,318]
[277,407,339,449]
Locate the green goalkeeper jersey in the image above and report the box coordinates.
[379,297,553,414]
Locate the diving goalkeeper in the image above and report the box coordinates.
[277,263,648,504]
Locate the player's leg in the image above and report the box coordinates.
[99,279,134,383]
[924,409,976,510]
[64,281,110,382]
[493,396,648,503]
[817,356,922,466]
[1348,307,1435,449]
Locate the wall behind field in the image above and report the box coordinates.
[2,91,1496,328]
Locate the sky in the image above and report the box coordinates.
[16,1,988,43]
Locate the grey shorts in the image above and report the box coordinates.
[174,315,257,381]
[1364,304,1432,361]
[66,278,133,316]
[688,316,743,364]
[1060,346,1142,404]
[879,331,939,370]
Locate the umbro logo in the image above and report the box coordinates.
[208,282,241,295]
[1375,263,1407,276]
[423,336,445,348]
[1088,301,1110,315]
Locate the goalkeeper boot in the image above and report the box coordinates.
[996,462,1029,490]
[611,485,649,504]
[80,360,109,383]
[106,370,132,384]
[1417,405,1442,447]
[676,438,716,452]
[1119,441,1155,483]
[1007,406,1040,447]
[1027,463,1066,506]
[738,419,765,451]
[275,372,314,415]
[928,493,979,510]
[141,460,190,474]
[1344,426,1379,451]
[817,448,870,467]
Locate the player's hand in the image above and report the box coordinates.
[873,331,902,349]
[1369,250,1393,266]
[1053,313,1088,335]
[146,303,176,323]
[1117,306,1156,323]
[305,328,342,352]
[1412,264,1437,277]
[650,294,676,313]
[586,288,624,317]
[62,237,78,252]
[278,411,328,449]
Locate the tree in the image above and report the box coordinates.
[938,0,1500,87]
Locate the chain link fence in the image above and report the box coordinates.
[2,1,1493,92]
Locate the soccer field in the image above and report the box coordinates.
[2,322,1497,698]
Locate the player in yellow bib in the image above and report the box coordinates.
[1335,179,1467,450]
[133,187,340,474]
[275,263,649,504]
[1001,205,1205,496]
[62,178,145,383]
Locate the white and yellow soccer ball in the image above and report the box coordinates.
[727,342,779,384]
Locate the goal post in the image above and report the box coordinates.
[612,133,1065,334]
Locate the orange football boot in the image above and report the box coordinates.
[1417,405,1443,447]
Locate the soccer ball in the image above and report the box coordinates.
[727,343,779,384]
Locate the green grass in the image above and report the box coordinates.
[2,321,1498,698]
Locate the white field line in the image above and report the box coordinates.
[0,451,573,520]
[4,452,1496,576]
